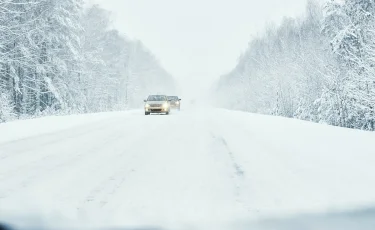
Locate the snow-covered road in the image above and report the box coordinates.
[1,109,375,228]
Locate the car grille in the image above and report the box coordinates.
[150,104,162,107]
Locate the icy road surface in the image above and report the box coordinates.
[1,109,375,227]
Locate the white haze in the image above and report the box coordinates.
[89,0,309,99]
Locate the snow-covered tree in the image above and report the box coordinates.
[81,5,175,112]
[0,2,175,122]
[214,0,375,131]
[320,0,375,129]
[0,91,15,122]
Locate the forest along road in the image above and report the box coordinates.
[1,109,375,227]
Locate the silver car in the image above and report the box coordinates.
[167,96,181,110]
[144,95,171,115]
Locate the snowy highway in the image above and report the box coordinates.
[1,109,375,228]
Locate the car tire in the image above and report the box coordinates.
[166,111,169,115]
[145,112,150,115]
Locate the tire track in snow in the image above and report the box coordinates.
[75,151,131,212]
[0,115,152,200]
[74,163,135,221]
[77,164,129,210]
[209,132,247,209]
[0,126,125,200]
[0,115,167,223]
[73,118,166,216]
[217,136,245,177]
[0,116,136,159]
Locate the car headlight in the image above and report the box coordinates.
[145,104,150,108]
[163,103,169,108]
[176,101,180,105]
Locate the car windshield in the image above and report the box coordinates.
[147,95,166,101]
[167,96,178,101]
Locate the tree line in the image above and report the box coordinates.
[213,0,375,131]
[0,0,175,122]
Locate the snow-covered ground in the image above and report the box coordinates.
[0,108,375,229]
[0,111,141,145]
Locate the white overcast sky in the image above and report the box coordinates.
[90,0,309,94]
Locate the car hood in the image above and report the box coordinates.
[146,101,166,105]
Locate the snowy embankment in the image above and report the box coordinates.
[0,108,374,229]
